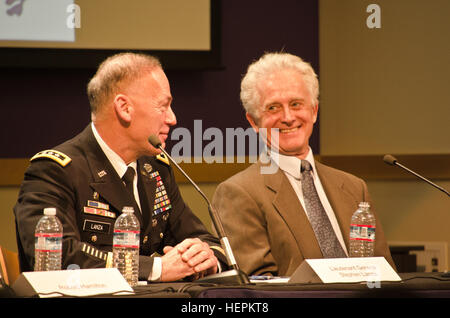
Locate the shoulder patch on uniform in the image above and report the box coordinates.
[30,149,72,167]
[156,153,170,166]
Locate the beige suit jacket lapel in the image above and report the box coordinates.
[260,161,323,260]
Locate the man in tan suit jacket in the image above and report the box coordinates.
[212,52,395,276]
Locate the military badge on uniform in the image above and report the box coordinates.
[87,200,109,211]
[97,170,107,178]
[141,163,153,178]
[84,200,115,218]
[149,172,159,179]
[156,153,169,166]
[144,163,152,173]
[150,170,171,216]
[83,206,116,219]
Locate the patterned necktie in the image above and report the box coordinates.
[301,160,347,258]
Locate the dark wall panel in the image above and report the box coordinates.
[0,0,319,158]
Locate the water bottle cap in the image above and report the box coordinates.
[122,206,135,214]
[358,202,370,209]
[43,207,57,216]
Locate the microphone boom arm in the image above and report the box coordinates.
[157,146,240,269]
[383,154,450,197]
[148,136,249,284]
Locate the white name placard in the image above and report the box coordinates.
[12,268,133,298]
[289,257,401,284]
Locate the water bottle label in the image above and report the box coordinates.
[113,230,139,248]
[350,224,375,242]
[35,233,63,252]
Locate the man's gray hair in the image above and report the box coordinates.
[87,52,161,114]
[240,52,319,120]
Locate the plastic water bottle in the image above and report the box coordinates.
[349,202,376,257]
[113,206,140,286]
[34,207,63,271]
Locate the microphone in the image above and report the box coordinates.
[148,135,249,285]
[383,154,449,197]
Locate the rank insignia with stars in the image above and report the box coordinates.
[30,149,72,167]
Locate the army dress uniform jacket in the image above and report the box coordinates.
[14,125,226,280]
[212,160,395,277]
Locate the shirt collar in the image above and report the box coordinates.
[265,147,317,180]
[91,122,137,178]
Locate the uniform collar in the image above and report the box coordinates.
[91,122,137,178]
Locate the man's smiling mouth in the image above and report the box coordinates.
[280,125,301,133]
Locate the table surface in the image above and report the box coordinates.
[3,272,450,298]
[128,272,450,298]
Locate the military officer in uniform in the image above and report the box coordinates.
[14,52,226,282]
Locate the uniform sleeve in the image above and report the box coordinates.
[212,180,278,276]
[14,159,108,272]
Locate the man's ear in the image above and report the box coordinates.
[312,102,319,124]
[246,112,259,133]
[113,94,132,123]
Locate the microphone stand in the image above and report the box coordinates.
[152,141,249,285]
[383,155,449,197]
[383,155,450,277]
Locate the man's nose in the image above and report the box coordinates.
[166,106,177,126]
[281,106,294,124]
